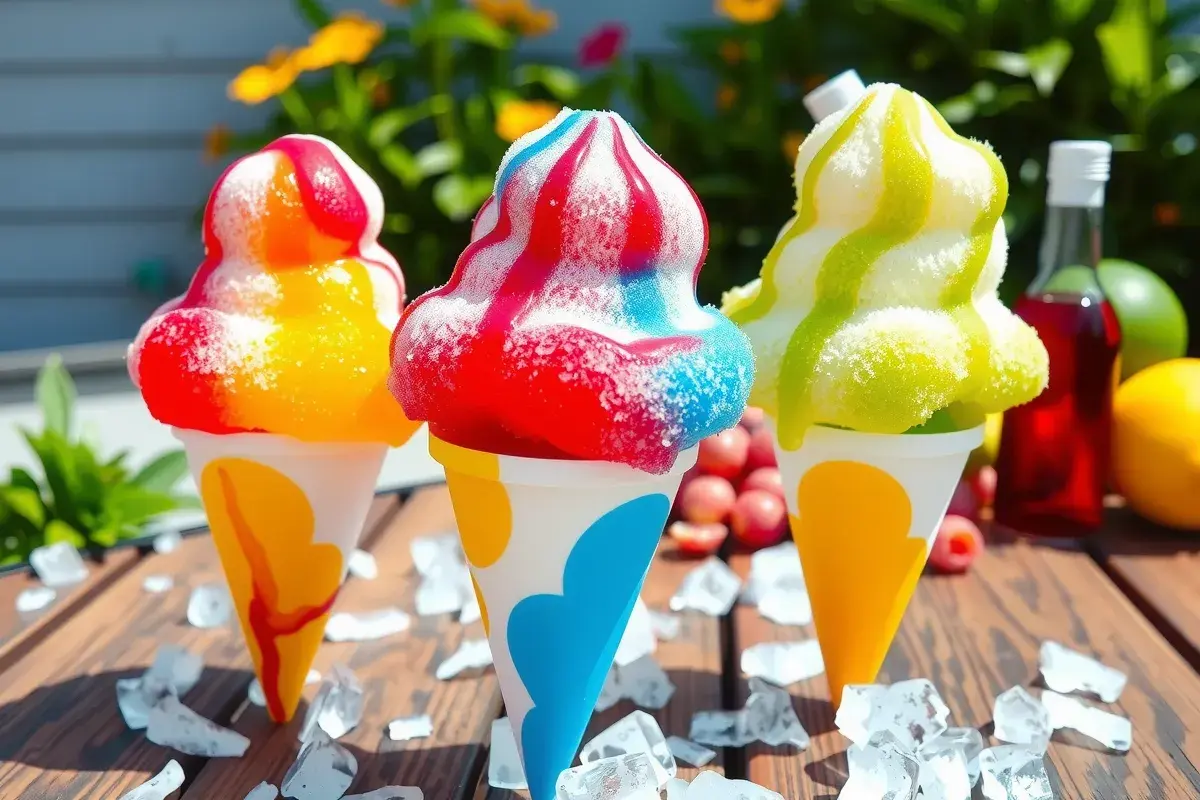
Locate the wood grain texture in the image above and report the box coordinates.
[736,537,1200,799]
[181,486,499,800]
[1090,508,1200,672]
[0,494,398,799]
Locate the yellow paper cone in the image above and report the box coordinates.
[774,423,983,706]
[176,430,388,722]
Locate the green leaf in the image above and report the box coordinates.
[937,93,977,124]
[1097,0,1164,100]
[514,65,582,102]
[379,144,423,189]
[131,450,190,493]
[1,486,44,527]
[35,354,76,438]
[9,467,40,493]
[90,526,121,548]
[411,9,511,49]
[1027,40,1073,95]
[22,429,79,529]
[170,495,205,511]
[414,141,463,178]
[105,485,183,527]
[877,0,966,37]
[44,520,85,548]
[334,65,368,126]
[367,95,454,148]
[1054,0,1095,24]
[293,0,332,28]
[433,174,494,221]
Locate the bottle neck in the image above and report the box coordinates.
[1028,204,1105,297]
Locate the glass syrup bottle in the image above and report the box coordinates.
[994,141,1122,536]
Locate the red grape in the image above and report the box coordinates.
[729,489,789,550]
[928,514,984,574]
[667,521,728,557]
[739,406,765,432]
[697,427,751,481]
[678,475,737,524]
[740,467,784,499]
[745,425,777,471]
[971,465,997,509]
[947,480,980,520]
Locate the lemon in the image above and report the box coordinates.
[1111,358,1200,531]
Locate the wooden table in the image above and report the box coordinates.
[0,485,1197,799]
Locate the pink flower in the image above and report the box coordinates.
[578,23,627,68]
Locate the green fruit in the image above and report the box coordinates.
[1042,259,1189,381]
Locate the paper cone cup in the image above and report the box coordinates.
[773,423,984,707]
[430,435,695,800]
[175,429,387,723]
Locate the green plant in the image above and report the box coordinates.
[0,356,199,564]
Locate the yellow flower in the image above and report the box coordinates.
[716,84,738,111]
[496,100,561,142]
[719,40,744,64]
[473,0,556,37]
[717,0,783,24]
[517,7,557,36]
[228,48,299,105]
[204,124,233,162]
[293,12,384,72]
[781,130,805,162]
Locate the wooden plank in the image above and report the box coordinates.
[181,486,498,799]
[734,538,1200,799]
[1090,507,1200,672]
[0,493,399,799]
[477,538,728,799]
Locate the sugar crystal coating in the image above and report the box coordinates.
[129,134,418,444]
[390,109,754,473]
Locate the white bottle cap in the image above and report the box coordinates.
[803,70,867,123]
[1046,140,1112,208]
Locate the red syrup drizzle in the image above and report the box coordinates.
[216,467,339,722]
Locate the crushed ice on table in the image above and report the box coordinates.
[557,753,660,800]
[917,736,972,800]
[836,680,950,751]
[1039,641,1127,703]
[580,710,676,787]
[281,730,357,800]
[596,655,676,711]
[978,746,1052,800]
[186,583,233,628]
[992,686,1051,753]
[677,771,785,800]
[666,736,716,768]
[116,759,185,800]
[15,585,56,613]
[488,717,527,791]
[664,778,689,800]
[757,588,813,627]
[243,782,279,800]
[249,669,321,707]
[342,789,424,800]
[410,533,475,618]
[614,598,657,667]
[1041,690,1132,752]
[324,608,411,642]
[117,645,204,730]
[146,695,250,757]
[923,727,984,786]
[29,541,89,587]
[459,594,482,625]
[410,532,460,576]
[649,611,681,641]
[147,644,204,695]
[118,677,173,731]
[386,713,434,742]
[347,548,379,581]
[152,529,182,554]
[839,730,920,800]
[690,678,808,749]
[669,557,741,617]
[741,640,824,687]
[740,543,812,626]
[435,638,492,680]
[300,664,363,742]
[142,575,174,594]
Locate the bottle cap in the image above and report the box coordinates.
[803,70,867,123]
[1046,140,1112,208]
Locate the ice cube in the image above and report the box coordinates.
[663,778,689,800]
[595,668,623,713]
[1041,690,1132,752]
[992,687,1051,753]
[839,731,920,800]
[342,789,424,800]
[917,738,971,800]
[614,598,657,667]
[146,695,250,757]
[580,710,676,787]
[618,655,676,710]
[249,669,320,708]
[685,771,785,800]
[978,746,1052,800]
[1039,641,1127,703]
[29,541,88,587]
[186,583,233,628]
[410,534,461,577]
[117,759,185,800]
[665,736,716,767]
[745,677,810,749]
[923,727,984,786]
[146,644,204,696]
[435,638,492,680]
[488,717,527,790]
[118,677,164,730]
[324,608,411,642]
[244,782,279,800]
[740,542,803,604]
[142,575,174,594]
[299,664,363,742]
[281,730,357,800]
[153,529,182,554]
[386,713,434,741]
[649,611,681,641]
[670,557,741,617]
[740,640,824,686]
[757,585,813,627]
[689,709,752,748]
[836,680,950,751]
[347,549,379,581]
[556,753,661,800]
[459,594,482,625]
[15,585,56,613]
